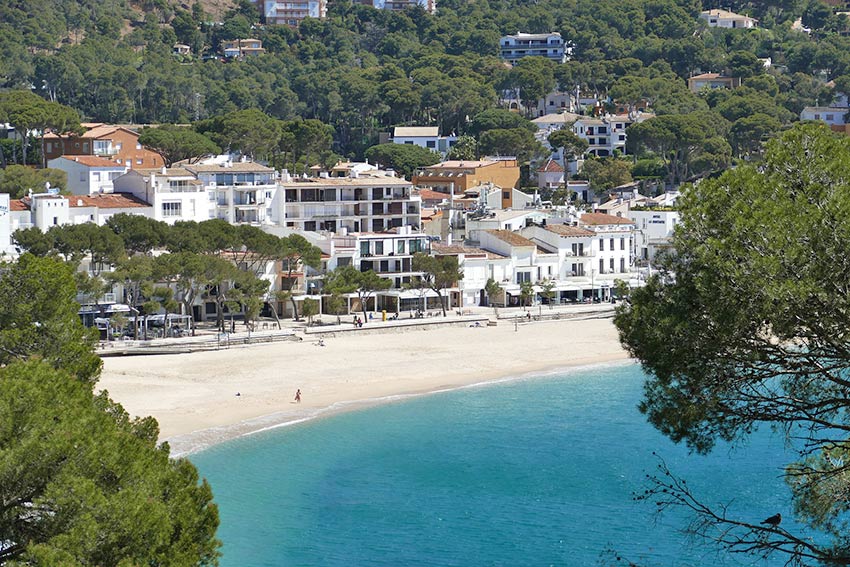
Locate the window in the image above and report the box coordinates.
[397,239,405,254]
[599,239,604,251]
[599,258,604,274]
[375,241,384,255]
[598,126,607,134]
[502,191,510,200]
[610,238,615,250]
[404,141,414,145]
[53,216,58,225]
[827,114,835,121]
[46,142,52,153]
[82,142,89,152]
[426,141,436,148]
[92,172,100,181]
[620,258,626,272]
[620,237,625,250]
[79,172,86,182]
[162,202,182,217]
[609,258,615,272]
[360,241,370,256]
[136,158,143,165]
[516,272,530,283]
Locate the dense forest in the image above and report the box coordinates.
[1,0,849,171]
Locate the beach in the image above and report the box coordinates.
[98,316,629,455]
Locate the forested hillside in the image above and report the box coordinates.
[1,0,848,160]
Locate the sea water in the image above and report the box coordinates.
[191,363,798,567]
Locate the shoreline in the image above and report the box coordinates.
[98,317,631,457]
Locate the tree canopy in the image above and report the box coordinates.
[0,360,220,565]
[364,143,441,178]
[138,124,220,167]
[615,123,850,565]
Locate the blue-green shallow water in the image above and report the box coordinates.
[191,363,798,567]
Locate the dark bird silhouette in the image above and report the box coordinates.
[761,513,781,527]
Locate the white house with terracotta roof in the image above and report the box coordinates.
[47,156,129,195]
[66,193,153,226]
[699,9,757,28]
[389,127,457,156]
[113,166,212,224]
[42,124,163,169]
[537,159,565,190]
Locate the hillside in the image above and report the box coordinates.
[1,0,848,167]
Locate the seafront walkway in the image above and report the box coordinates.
[97,302,618,356]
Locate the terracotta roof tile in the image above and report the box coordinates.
[538,159,564,173]
[68,193,150,208]
[579,212,635,226]
[56,155,127,168]
[417,189,450,201]
[9,199,29,211]
[485,229,536,247]
[545,224,595,237]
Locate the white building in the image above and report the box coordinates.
[46,156,128,196]
[114,166,213,224]
[801,107,849,127]
[500,32,568,64]
[279,166,421,234]
[259,0,326,25]
[577,212,634,278]
[309,227,433,313]
[699,9,757,29]
[572,113,653,158]
[184,158,277,225]
[363,0,436,14]
[0,193,13,258]
[537,159,565,191]
[465,210,549,245]
[626,207,679,264]
[389,127,456,156]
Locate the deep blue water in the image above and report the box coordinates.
[191,363,797,567]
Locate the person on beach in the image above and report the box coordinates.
[294,389,301,403]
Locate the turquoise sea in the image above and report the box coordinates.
[191,363,797,566]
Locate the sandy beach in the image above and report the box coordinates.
[98,316,630,455]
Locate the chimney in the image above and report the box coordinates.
[161,166,166,175]
[77,199,84,206]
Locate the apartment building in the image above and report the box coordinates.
[258,0,326,25]
[280,166,421,233]
[184,158,277,225]
[500,32,567,64]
